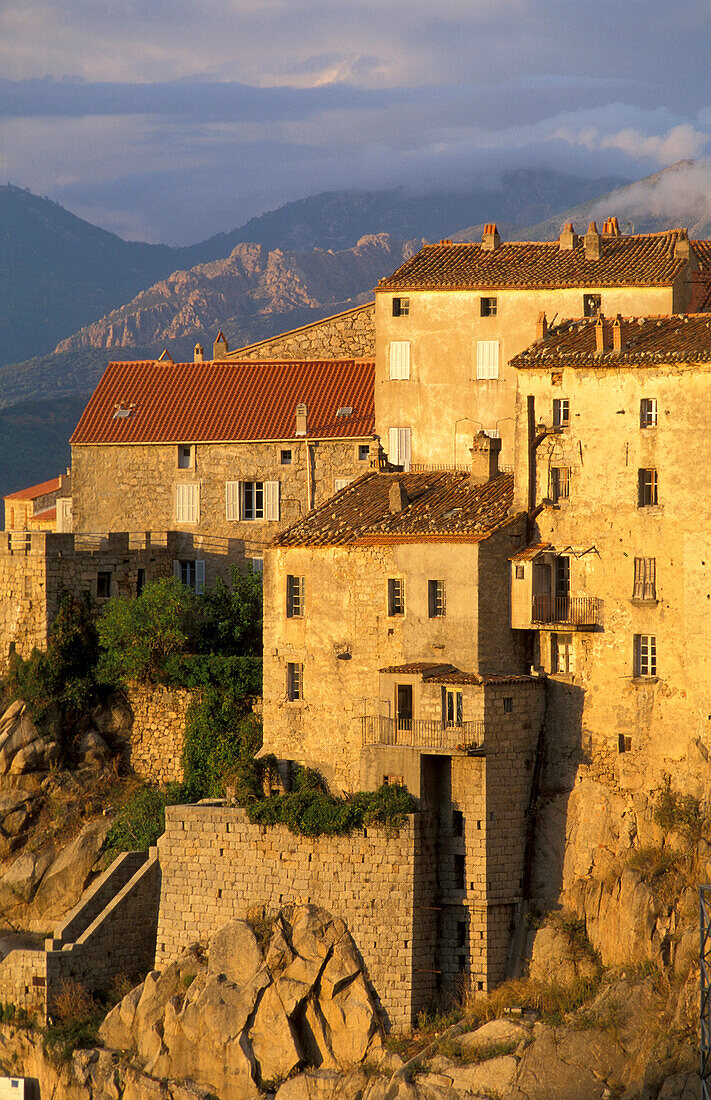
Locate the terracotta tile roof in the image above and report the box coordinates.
[4,477,62,501]
[510,542,551,561]
[376,230,690,291]
[274,470,517,547]
[511,313,711,369]
[71,359,375,445]
[379,662,536,685]
[32,506,57,522]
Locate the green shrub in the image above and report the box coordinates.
[653,784,705,846]
[97,577,199,685]
[181,689,263,801]
[104,785,173,857]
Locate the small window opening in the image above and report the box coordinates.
[177,444,193,469]
[452,810,463,836]
[454,854,466,891]
[280,449,293,465]
[358,444,370,461]
[96,571,111,599]
[392,297,410,316]
[503,696,513,713]
[583,293,601,317]
[480,296,497,317]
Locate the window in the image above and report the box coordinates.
[334,477,353,492]
[383,774,404,786]
[638,469,658,507]
[452,810,464,836]
[388,427,412,470]
[358,444,370,462]
[634,634,657,677]
[480,296,497,317]
[280,449,292,465]
[556,555,570,598]
[454,854,466,891]
[287,662,303,701]
[583,293,601,317]
[226,481,280,521]
[442,688,463,728]
[503,697,513,713]
[515,565,525,580]
[618,734,632,753]
[428,579,446,617]
[136,568,145,596]
[96,571,111,599]
[173,559,205,594]
[250,556,264,574]
[388,578,405,616]
[389,341,411,379]
[552,633,574,674]
[640,398,657,428]
[392,297,409,317]
[286,575,305,617]
[550,466,570,502]
[553,398,570,427]
[176,483,199,524]
[633,557,656,600]
[177,444,193,469]
[476,340,500,379]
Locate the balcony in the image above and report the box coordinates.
[531,594,603,628]
[361,716,485,751]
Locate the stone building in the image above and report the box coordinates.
[509,311,711,791]
[3,473,72,533]
[70,357,376,571]
[375,222,706,468]
[225,302,375,361]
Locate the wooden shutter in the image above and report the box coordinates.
[389,341,410,380]
[225,481,240,521]
[388,427,400,464]
[265,481,280,521]
[476,340,499,379]
[398,428,411,470]
[173,560,181,580]
[195,560,205,595]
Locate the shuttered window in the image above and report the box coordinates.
[225,481,240,521]
[227,481,280,520]
[633,558,656,600]
[388,427,412,470]
[476,340,500,379]
[173,559,205,594]
[389,341,411,380]
[176,483,199,524]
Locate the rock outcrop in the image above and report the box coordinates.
[100,905,382,1099]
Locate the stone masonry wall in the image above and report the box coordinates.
[230,303,375,361]
[125,685,192,785]
[155,804,438,1031]
[0,949,46,1017]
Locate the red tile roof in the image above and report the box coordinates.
[510,542,551,561]
[71,359,375,445]
[511,313,711,369]
[274,470,517,546]
[4,477,62,501]
[376,230,691,291]
[32,506,57,522]
[378,662,536,685]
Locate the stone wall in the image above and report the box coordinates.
[0,948,46,1017]
[155,804,437,1030]
[71,437,376,557]
[230,303,375,361]
[125,684,192,785]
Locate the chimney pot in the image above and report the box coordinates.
[612,314,624,353]
[295,402,308,436]
[536,311,548,342]
[389,480,408,513]
[213,331,228,358]
[558,223,579,250]
[595,314,607,354]
[194,343,204,363]
[585,222,602,261]
[481,223,501,251]
[469,430,501,485]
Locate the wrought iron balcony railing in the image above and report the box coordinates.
[531,594,603,627]
[361,716,485,751]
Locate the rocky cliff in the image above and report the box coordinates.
[55,235,420,353]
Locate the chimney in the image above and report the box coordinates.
[470,430,501,485]
[213,331,228,358]
[156,348,173,362]
[295,402,308,436]
[595,314,608,354]
[481,223,501,251]
[584,221,602,261]
[558,223,579,250]
[612,314,624,353]
[536,311,548,342]
[389,479,408,513]
[602,216,621,237]
[675,230,691,259]
[194,343,204,363]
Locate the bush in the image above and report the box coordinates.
[181,689,263,801]
[653,784,705,846]
[104,785,173,857]
[240,761,416,837]
[97,577,200,685]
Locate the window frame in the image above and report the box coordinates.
[226,480,280,521]
[552,632,574,674]
[389,341,411,380]
[475,339,500,380]
[480,296,498,317]
[286,574,305,618]
[640,398,658,429]
[334,477,354,493]
[583,293,601,318]
[96,571,112,599]
[428,579,446,618]
[634,634,657,678]
[177,444,194,469]
[638,468,658,507]
[286,662,303,701]
[176,482,199,524]
[388,577,406,617]
[442,687,463,728]
[173,559,205,594]
[550,466,571,502]
[280,449,293,465]
[358,444,370,462]
[552,398,570,427]
[392,297,410,317]
[388,427,412,470]
[633,557,656,600]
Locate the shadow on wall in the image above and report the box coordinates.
[532,678,586,907]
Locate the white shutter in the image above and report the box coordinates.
[335,477,353,492]
[173,560,181,580]
[238,481,246,520]
[388,427,400,464]
[476,340,499,379]
[265,481,280,521]
[389,341,411,380]
[176,483,198,524]
[195,560,205,595]
[225,481,240,521]
[398,428,411,471]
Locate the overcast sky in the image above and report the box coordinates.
[2,0,711,244]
